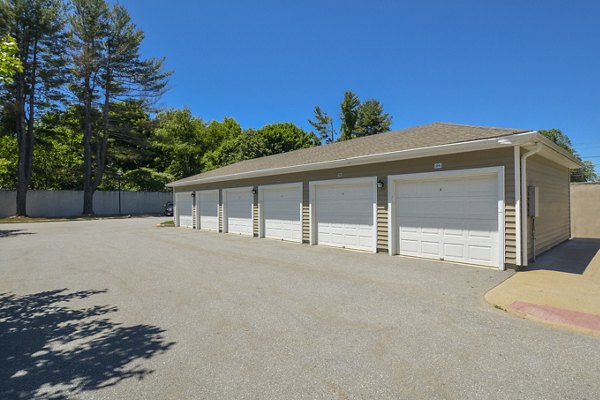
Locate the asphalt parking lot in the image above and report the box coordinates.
[1,217,599,399]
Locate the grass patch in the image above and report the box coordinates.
[0,215,134,224]
[157,220,175,227]
[0,216,71,223]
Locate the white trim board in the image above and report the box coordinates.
[514,146,522,266]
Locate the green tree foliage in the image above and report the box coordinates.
[0,34,23,84]
[308,106,333,144]
[122,167,172,192]
[0,102,159,191]
[70,0,170,214]
[150,108,207,180]
[575,160,597,182]
[202,122,318,171]
[32,108,83,189]
[202,117,242,151]
[539,128,597,182]
[258,122,319,154]
[0,0,69,215]
[355,99,392,137]
[339,90,360,141]
[1,101,321,193]
[0,134,17,188]
[310,91,392,143]
[202,130,262,170]
[539,128,576,153]
[95,101,155,191]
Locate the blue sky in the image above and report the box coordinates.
[119,0,600,168]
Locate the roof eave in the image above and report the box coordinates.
[530,133,585,169]
[167,131,538,188]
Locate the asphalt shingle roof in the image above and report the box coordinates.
[170,122,530,185]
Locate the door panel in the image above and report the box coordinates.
[175,192,193,228]
[226,190,253,235]
[198,190,219,231]
[314,181,374,252]
[262,185,302,242]
[396,174,499,266]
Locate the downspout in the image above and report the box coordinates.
[514,146,521,268]
[520,142,542,268]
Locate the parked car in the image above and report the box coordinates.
[164,201,173,216]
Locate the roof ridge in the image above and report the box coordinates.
[432,121,531,132]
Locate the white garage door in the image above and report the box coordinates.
[260,184,302,243]
[313,179,376,252]
[197,190,219,231]
[224,188,254,236]
[395,172,500,267]
[175,191,193,228]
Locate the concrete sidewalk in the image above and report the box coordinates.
[486,238,600,337]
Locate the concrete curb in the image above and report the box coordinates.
[485,276,600,338]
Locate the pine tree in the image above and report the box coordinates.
[70,0,109,214]
[338,90,360,141]
[310,91,392,143]
[0,0,69,216]
[354,99,392,137]
[70,0,170,214]
[308,105,335,144]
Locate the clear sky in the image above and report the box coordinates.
[118,0,600,168]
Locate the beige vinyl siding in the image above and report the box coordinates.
[526,154,570,258]
[192,197,197,229]
[217,192,223,232]
[175,147,516,265]
[376,176,388,252]
[253,188,259,237]
[302,181,310,243]
[504,205,517,265]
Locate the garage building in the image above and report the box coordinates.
[168,123,581,270]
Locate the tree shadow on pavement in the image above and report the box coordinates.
[0,229,36,238]
[0,289,175,399]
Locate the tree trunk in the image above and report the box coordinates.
[82,71,94,215]
[25,41,37,190]
[15,39,38,216]
[93,65,111,193]
[15,70,28,216]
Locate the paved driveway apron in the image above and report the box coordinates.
[1,218,599,399]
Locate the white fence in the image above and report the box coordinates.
[0,190,172,218]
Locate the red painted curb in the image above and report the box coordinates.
[511,300,600,331]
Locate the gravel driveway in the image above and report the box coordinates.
[1,217,599,399]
